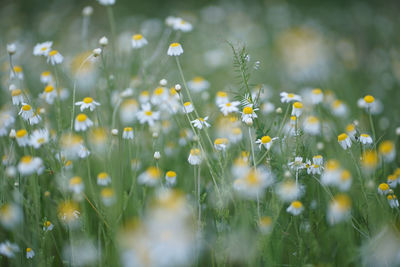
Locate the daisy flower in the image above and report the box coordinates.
[182,101,194,113]
[378,183,390,195]
[167,42,183,56]
[11,89,24,105]
[359,133,373,145]
[288,157,305,171]
[188,76,210,92]
[191,117,210,129]
[18,156,44,176]
[165,171,177,186]
[233,167,275,199]
[280,92,302,103]
[75,97,100,112]
[74,113,93,132]
[241,106,258,125]
[19,104,34,121]
[258,216,273,234]
[379,140,396,162]
[122,127,134,140]
[151,87,168,105]
[188,148,202,165]
[101,188,116,206]
[327,194,351,225]
[69,176,85,194]
[97,172,111,186]
[331,100,348,117]
[43,220,54,232]
[346,124,357,140]
[41,85,57,104]
[387,195,399,208]
[30,129,49,149]
[137,103,160,126]
[291,102,303,117]
[338,133,351,150]
[358,95,375,111]
[172,18,193,32]
[138,166,161,186]
[214,138,229,151]
[321,160,341,185]
[228,127,243,143]
[215,91,229,105]
[286,201,304,216]
[276,180,304,202]
[255,135,277,150]
[33,41,53,56]
[0,241,19,258]
[16,129,29,147]
[338,170,352,191]
[29,112,42,126]
[219,101,240,116]
[40,71,53,84]
[131,34,148,49]
[47,50,64,65]
[311,88,323,104]
[303,116,320,135]
[26,248,35,259]
[11,65,23,80]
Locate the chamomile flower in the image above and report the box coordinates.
[185,148,202,166]
[286,200,304,216]
[182,101,194,114]
[215,91,229,105]
[75,97,100,112]
[11,65,23,80]
[41,85,57,104]
[276,180,304,202]
[379,140,396,162]
[74,113,93,132]
[101,188,115,206]
[321,160,341,185]
[165,171,177,186]
[191,117,210,129]
[338,170,352,191]
[43,220,54,231]
[387,195,399,208]
[138,166,161,186]
[47,50,64,65]
[214,138,229,151]
[327,194,351,225]
[358,95,375,110]
[219,101,240,116]
[188,77,210,92]
[0,203,23,229]
[137,103,160,126]
[78,145,91,158]
[0,241,19,258]
[387,175,397,188]
[11,89,24,105]
[241,106,258,125]
[346,124,357,140]
[122,127,134,139]
[173,18,193,32]
[338,133,351,150]
[331,100,348,117]
[361,150,379,171]
[57,201,80,226]
[97,0,115,5]
[151,87,168,105]
[69,176,85,194]
[291,102,303,117]
[288,157,305,171]
[258,216,273,234]
[30,129,49,149]
[280,92,302,103]
[303,116,321,135]
[19,104,34,121]
[311,88,323,104]
[229,127,243,143]
[359,134,373,145]
[139,91,150,103]
[378,183,390,195]
[29,112,42,125]
[233,167,275,199]
[131,34,148,49]
[167,42,183,56]
[33,41,53,56]
[26,248,35,259]
[16,129,29,147]
[40,71,53,84]
[97,172,111,186]
[255,135,277,150]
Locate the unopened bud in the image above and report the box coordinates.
[82,6,93,16]
[99,36,108,47]
[7,43,16,55]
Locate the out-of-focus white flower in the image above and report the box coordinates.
[97,0,115,6]
[0,241,19,258]
[188,148,202,165]
[327,194,351,225]
[47,50,64,65]
[188,77,209,92]
[280,92,302,103]
[286,200,304,216]
[138,166,161,186]
[0,203,23,229]
[30,129,49,149]
[18,156,44,176]
[33,41,53,56]
[131,34,148,49]
[191,116,210,129]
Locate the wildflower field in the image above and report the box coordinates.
[1,0,400,266]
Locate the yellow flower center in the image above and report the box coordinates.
[101,188,114,198]
[214,138,228,145]
[337,133,348,142]
[362,150,378,167]
[49,50,58,56]
[154,87,164,95]
[326,160,340,171]
[379,183,389,191]
[70,176,82,185]
[37,138,45,144]
[166,171,176,178]
[379,141,394,154]
[261,136,271,144]
[287,93,295,98]
[22,104,32,111]
[83,97,93,104]
[293,102,303,109]
[226,102,232,107]
[246,170,260,185]
[170,42,180,47]
[334,194,351,210]
[44,85,54,93]
[193,76,204,82]
[364,95,375,104]
[307,116,319,123]
[13,66,22,72]
[291,201,303,209]
[232,127,241,135]
[76,114,87,122]
[16,129,27,138]
[346,124,355,132]
[341,170,351,181]
[42,71,51,76]
[243,106,253,114]
[312,88,322,94]
[333,100,342,108]
[21,155,32,163]
[217,91,227,97]
[11,89,22,96]
[184,102,191,107]
[98,172,109,179]
[26,248,31,252]
[190,148,200,155]
[124,127,133,132]
[360,134,369,138]
[145,110,153,116]
[147,167,161,179]
[259,216,272,226]
[132,34,143,40]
